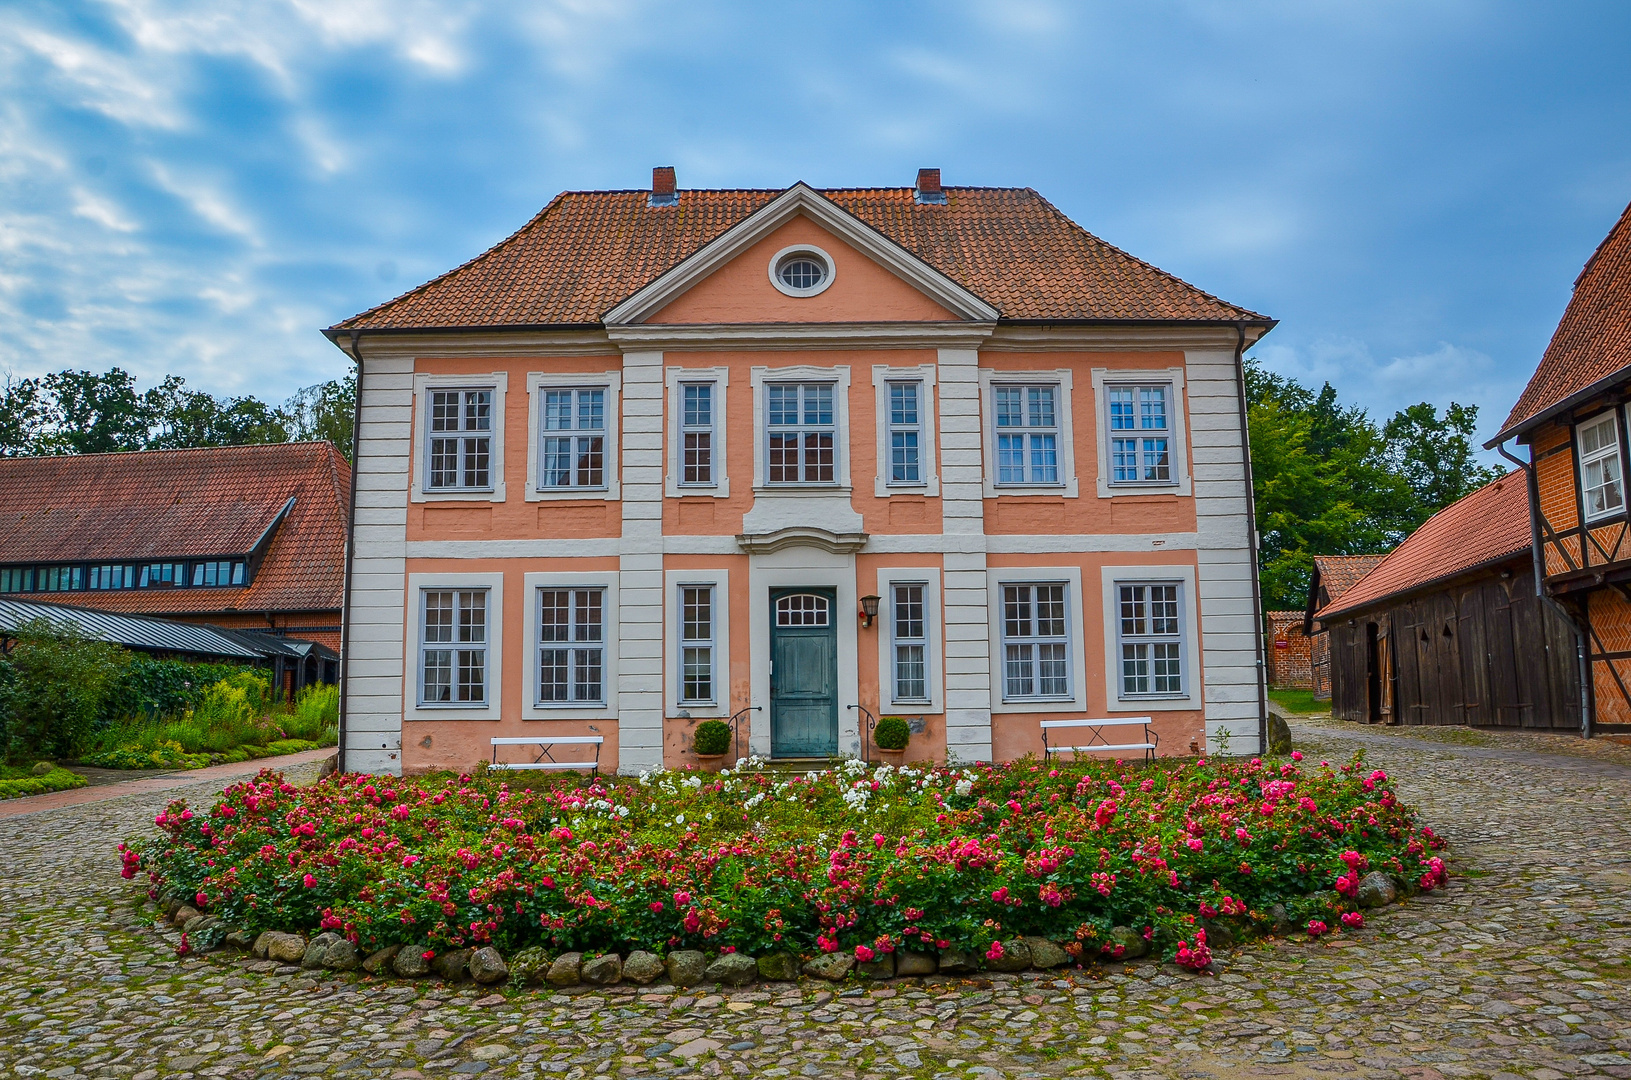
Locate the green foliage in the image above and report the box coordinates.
[1246,359,1506,610]
[0,764,87,800]
[873,716,911,750]
[284,684,339,742]
[282,374,357,460]
[692,719,732,755]
[0,620,129,761]
[81,741,209,771]
[1267,688,1328,715]
[102,656,246,724]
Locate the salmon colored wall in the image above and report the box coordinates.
[979,353,1198,536]
[855,552,949,765]
[992,711,1204,765]
[648,215,957,324]
[400,555,620,776]
[407,356,623,544]
[661,553,753,769]
[659,349,942,537]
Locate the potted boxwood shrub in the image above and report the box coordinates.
[692,719,732,765]
[873,716,910,764]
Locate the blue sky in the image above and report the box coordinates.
[4,1,1630,447]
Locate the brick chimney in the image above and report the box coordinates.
[649,166,677,206]
[914,168,945,205]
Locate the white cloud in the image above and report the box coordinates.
[71,188,140,233]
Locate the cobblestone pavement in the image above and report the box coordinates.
[1,725,1628,1080]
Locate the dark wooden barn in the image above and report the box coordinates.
[1308,474,1586,731]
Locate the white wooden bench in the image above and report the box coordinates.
[489,736,603,773]
[1040,718,1158,763]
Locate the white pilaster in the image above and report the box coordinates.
[937,347,992,762]
[617,350,667,772]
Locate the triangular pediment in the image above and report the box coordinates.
[603,183,1000,326]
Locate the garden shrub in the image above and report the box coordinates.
[81,741,210,771]
[127,752,1446,967]
[692,719,731,755]
[874,716,910,751]
[101,657,245,725]
[0,620,129,761]
[283,684,339,743]
[0,764,88,800]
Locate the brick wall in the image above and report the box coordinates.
[1266,611,1314,689]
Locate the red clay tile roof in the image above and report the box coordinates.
[1311,555,1388,607]
[333,186,1268,329]
[1317,474,1528,619]
[0,443,349,616]
[1498,200,1631,440]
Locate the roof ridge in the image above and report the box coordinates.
[1,441,329,463]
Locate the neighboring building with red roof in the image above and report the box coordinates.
[0,442,350,661]
[1488,198,1631,735]
[327,168,1275,776]
[1309,474,1582,730]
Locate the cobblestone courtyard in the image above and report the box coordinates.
[1,720,1627,1080]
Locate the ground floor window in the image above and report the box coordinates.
[421,588,488,705]
[538,587,605,704]
[1001,582,1070,699]
[1117,582,1183,695]
[680,584,716,704]
[892,582,928,701]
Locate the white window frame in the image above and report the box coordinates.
[411,372,508,504]
[1099,564,1201,712]
[1113,581,1187,698]
[750,364,851,491]
[1090,367,1191,498]
[768,244,836,299]
[526,371,621,502]
[978,368,1078,497]
[985,565,1087,714]
[875,566,943,712]
[665,366,730,498]
[1578,410,1626,523]
[407,571,503,721]
[872,365,939,497]
[664,568,731,718]
[535,586,609,707]
[522,570,618,720]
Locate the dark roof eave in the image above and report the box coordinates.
[1486,361,1631,447]
[325,316,1278,336]
[1317,548,1532,622]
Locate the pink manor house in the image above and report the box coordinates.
[326,168,1274,776]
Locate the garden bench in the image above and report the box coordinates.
[1039,717,1158,764]
[489,735,602,773]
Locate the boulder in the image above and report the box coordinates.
[468,947,509,984]
[431,948,472,982]
[1267,904,1293,936]
[392,947,431,978]
[857,954,895,980]
[705,952,758,986]
[935,947,979,974]
[323,940,361,972]
[1107,926,1149,959]
[30,761,54,777]
[1267,713,1293,756]
[801,953,855,981]
[1356,871,1399,909]
[545,951,583,987]
[507,946,550,985]
[666,950,706,987]
[256,931,307,964]
[1199,919,1237,951]
[172,904,201,927]
[1023,937,1069,970]
[302,932,346,969]
[580,953,623,985]
[986,938,1032,972]
[755,953,800,982]
[623,950,665,984]
[182,914,219,935]
[894,950,937,976]
[223,927,255,951]
[362,945,402,975]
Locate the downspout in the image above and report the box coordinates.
[333,329,366,773]
[1232,322,1270,756]
[1496,439,1592,738]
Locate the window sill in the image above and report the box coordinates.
[1117,693,1189,702]
[989,486,1070,498]
[752,484,852,495]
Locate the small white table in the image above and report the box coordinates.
[1039,717,1158,763]
[489,735,603,773]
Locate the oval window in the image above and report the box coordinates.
[779,256,825,291]
[769,246,835,297]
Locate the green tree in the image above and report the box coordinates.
[0,373,51,456]
[40,368,149,454]
[281,372,357,459]
[144,375,289,449]
[1383,401,1506,529]
[0,620,129,761]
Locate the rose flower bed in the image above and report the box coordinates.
[123,752,1446,976]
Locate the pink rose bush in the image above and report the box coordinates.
[124,752,1442,968]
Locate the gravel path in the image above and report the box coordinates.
[1,724,1627,1080]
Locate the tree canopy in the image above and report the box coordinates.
[1246,358,1505,610]
[0,368,356,461]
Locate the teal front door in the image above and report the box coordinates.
[769,588,839,758]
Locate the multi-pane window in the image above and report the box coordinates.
[1118,583,1183,696]
[1109,385,1172,484]
[679,585,716,703]
[37,565,83,592]
[537,588,604,704]
[994,385,1060,486]
[192,560,245,587]
[421,589,488,705]
[680,383,714,486]
[766,382,836,484]
[139,563,185,587]
[891,582,928,701]
[888,381,923,485]
[540,388,606,490]
[427,389,493,490]
[0,568,33,593]
[89,564,137,590]
[775,593,829,626]
[1579,413,1625,521]
[1001,583,1070,699]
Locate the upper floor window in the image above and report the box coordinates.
[37,565,83,592]
[427,389,493,491]
[681,383,715,487]
[88,564,137,590]
[540,387,607,491]
[0,568,33,593]
[766,382,836,485]
[421,588,488,705]
[1001,582,1070,700]
[994,385,1061,487]
[537,587,604,705]
[1117,582,1184,696]
[1109,385,1173,485]
[769,245,836,298]
[192,560,245,587]
[888,381,924,486]
[1579,412,1625,521]
[139,562,186,587]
